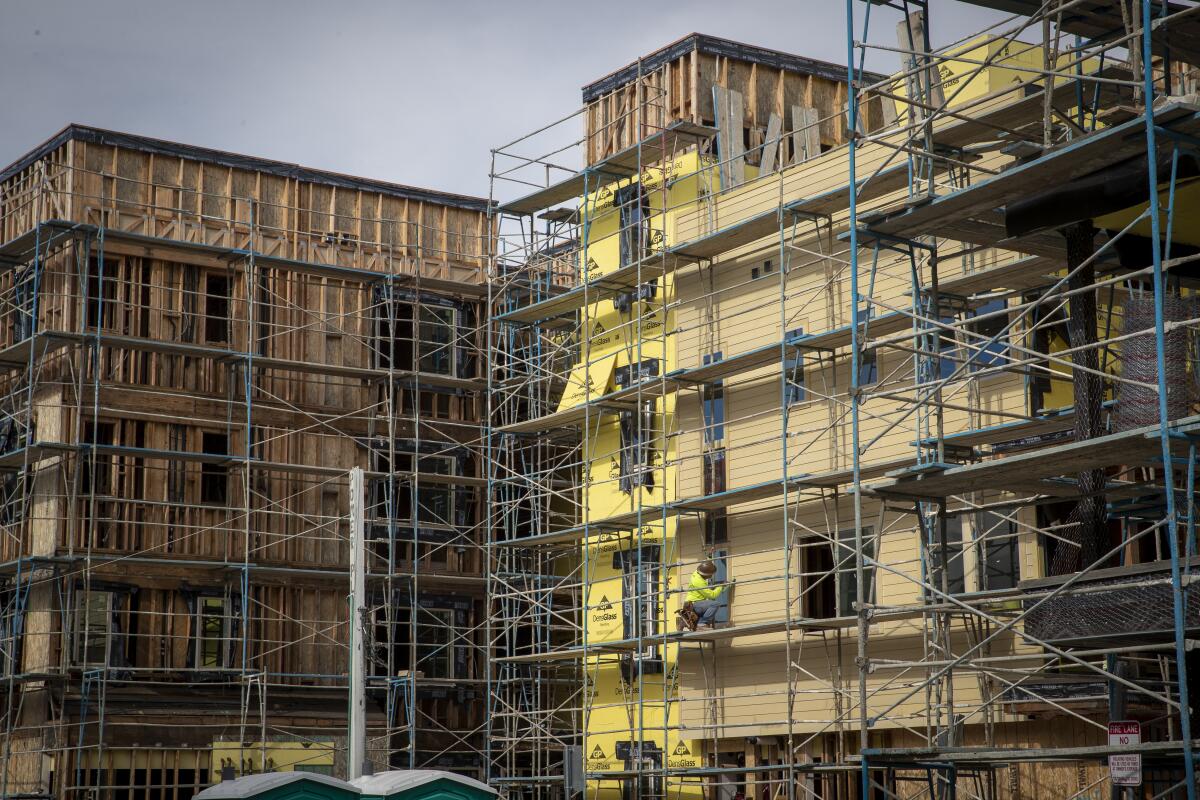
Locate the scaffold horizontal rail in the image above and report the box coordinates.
[0,438,489,486]
[0,330,481,389]
[498,313,914,436]
[498,163,915,326]
[493,617,855,663]
[925,213,1115,261]
[498,120,717,215]
[866,104,1200,241]
[863,738,1200,764]
[495,253,699,325]
[494,457,915,547]
[668,164,910,267]
[0,220,489,295]
[872,414,1200,499]
[0,332,73,367]
[589,762,862,781]
[959,0,1200,66]
[0,221,91,265]
[926,65,1132,151]
[496,600,964,664]
[932,254,1059,297]
[497,395,641,435]
[930,405,1077,451]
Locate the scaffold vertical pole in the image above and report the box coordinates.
[1142,1,1197,794]
[349,465,367,780]
[845,3,871,799]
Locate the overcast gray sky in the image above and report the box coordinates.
[0,1,1009,201]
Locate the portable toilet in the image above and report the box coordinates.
[194,772,359,800]
[350,771,497,800]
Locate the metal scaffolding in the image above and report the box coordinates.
[0,133,493,797]
[486,5,1200,800]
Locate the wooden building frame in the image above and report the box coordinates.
[0,125,493,797]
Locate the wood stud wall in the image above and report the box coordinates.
[1,139,490,281]
[0,133,491,794]
[584,49,885,165]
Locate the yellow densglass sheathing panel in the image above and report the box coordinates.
[76,747,212,772]
[575,151,714,800]
[1096,176,1200,247]
[559,353,618,413]
[210,740,336,779]
[890,34,1100,123]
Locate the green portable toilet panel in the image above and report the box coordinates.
[194,772,359,800]
[351,771,498,800]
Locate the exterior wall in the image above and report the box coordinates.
[0,131,489,283]
[0,132,490,797]
[584,43,888,165]
[663,149,1046,752]
[564,57,1108,797]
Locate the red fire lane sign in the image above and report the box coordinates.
[1108,721,1142,787]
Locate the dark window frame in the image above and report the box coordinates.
[418,306,457,376]
[86,256,118,332]
[704,512,729,546]
[194,594,239,669]
[702,381,725,445]
[200,431,229,505]
[702,449,727,497]
[73,589,115,667]
[372,286,460,377]
[81,421,116,497]
[785,328,807,405]
[967,298,1011,372]
[927,516,967,597]
[614,546,661,660]
[371,449,461,530]
[976,511,1021,591]
[204,273,230,344]
[836,526,876,618]
[615,360,660,494]
[617,185,653,268]
[416,606,458,679]
[12,262,37,342]
[857,349,878,386]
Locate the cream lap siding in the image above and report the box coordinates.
[676,490,1041,738]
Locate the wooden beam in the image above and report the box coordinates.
[713,85,746,190]
[791,106,820,164]
[760,113,783,174]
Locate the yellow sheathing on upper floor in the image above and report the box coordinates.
[889,34,1104,125]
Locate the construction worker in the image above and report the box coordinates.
[676,560,730,631]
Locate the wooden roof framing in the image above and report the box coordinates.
[0,124,490,211]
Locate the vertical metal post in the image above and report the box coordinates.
[845,3,871,797]
[484,150,497,790]
[779,208,796,800]
[1141,1,1196,793]
[349,466,367,780]
[244,202,262,774]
